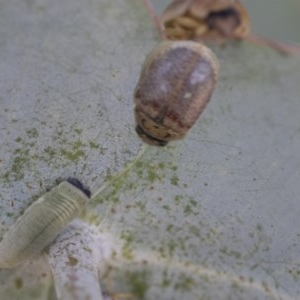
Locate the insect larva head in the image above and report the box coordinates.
[66,177,91,198]
[162,0,250,42]
[134,40,219,146]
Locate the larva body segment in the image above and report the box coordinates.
[0,181,89,269]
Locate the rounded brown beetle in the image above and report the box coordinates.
[134,40,219,146]
[162,0,250,42]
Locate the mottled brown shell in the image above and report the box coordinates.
[134,40,219,146]
[162,0,250,42]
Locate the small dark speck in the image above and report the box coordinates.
[68,256,78,266]
[14,277,23,289]
[204,182,208,186]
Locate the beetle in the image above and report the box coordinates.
[134,40,219,146]
[160,0,300,55]
[161,0,250,42]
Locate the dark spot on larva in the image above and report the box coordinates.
[66,177,91,198]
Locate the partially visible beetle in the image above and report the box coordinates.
[134,40,219,146]
[160,0,300,55]
[161,0,250,42]
[0,178,90,269]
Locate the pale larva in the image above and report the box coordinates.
[0,178,90,269]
